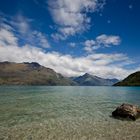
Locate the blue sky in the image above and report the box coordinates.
[0,0,140,79]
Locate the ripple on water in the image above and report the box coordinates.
[0,86,140,140]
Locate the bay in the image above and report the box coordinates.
[0,86,140,140]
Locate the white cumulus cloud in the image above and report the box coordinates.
[0,28,18,47]
[84,34,121,53]
[1,15,51,49]
[96,34,121,46]
[48,0,105,39]
[32,31,50,48]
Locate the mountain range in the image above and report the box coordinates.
[0,61,139,87]
[0,62,120,86]
[72,73,119,86]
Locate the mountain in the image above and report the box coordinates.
[114,71,140,86]
[72,73,119,86]
[0,62,76,85]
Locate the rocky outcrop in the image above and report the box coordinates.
[112,103,140,121]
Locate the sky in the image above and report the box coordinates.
[0,0,140,79]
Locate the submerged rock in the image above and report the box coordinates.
[112,103,140,121]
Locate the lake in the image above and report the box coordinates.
[0,86,140,140]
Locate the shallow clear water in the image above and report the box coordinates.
[0,86,140,140]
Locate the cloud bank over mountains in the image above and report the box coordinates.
[0,20,139,79]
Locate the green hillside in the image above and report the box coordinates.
[114,71,140,86]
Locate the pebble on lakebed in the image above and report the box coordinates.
[112,103,140,121]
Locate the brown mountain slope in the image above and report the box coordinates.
[0,62,76,85]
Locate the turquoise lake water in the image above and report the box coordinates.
[0,86,140,140]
